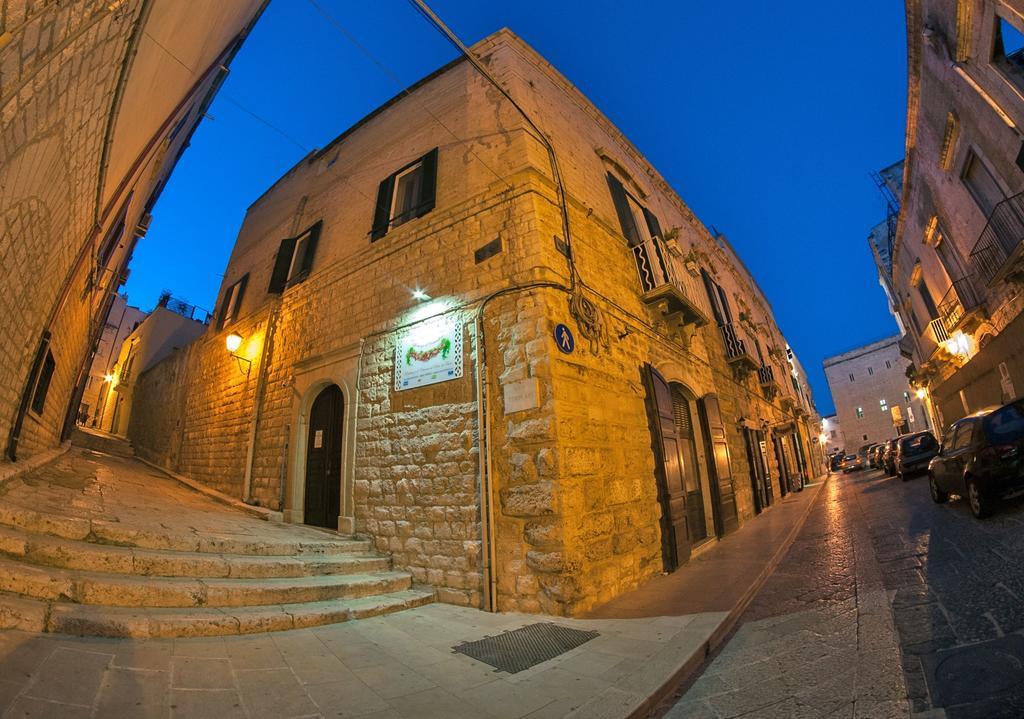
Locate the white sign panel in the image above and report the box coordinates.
[313,430,323,448]
[503,379,539,414]
[395,316,463,391]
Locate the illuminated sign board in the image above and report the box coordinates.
[395,315,463,391]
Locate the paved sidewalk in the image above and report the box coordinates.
[0,475,825,718]
[661,472,911,719]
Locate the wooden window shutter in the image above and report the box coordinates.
[415,148,438,219]
[642,207,663,240]
[298,221,322,278]
[215,291,229,330]
[701,269,724,324]
[606,173,640,245]
[268,237,297,294]
[233,273,249,317]
[370,174,395,241]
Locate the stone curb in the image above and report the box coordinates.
[0,442,71,488]
[625,474,832,719]
[134,455,284,523]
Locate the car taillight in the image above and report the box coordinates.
[991,444,1019,461]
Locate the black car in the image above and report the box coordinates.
[928,401,1024,519]
[829,453,844,472]
[895,431,939,481]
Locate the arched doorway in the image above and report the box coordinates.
[304,384,343,529]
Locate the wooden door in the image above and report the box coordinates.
[743,429,766,514]
[698,394,739,536]
[304,385,343,529]
[642,365,691,571]
[673,388,707,543]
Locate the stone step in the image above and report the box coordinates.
[0,557,413,608]
[0,588,436,638]
[0,525,389,578]
[0,503,371,556]
[71,427,134,458]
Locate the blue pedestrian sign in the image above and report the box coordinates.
[553,323,575,354]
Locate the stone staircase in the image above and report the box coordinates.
[70,426,135,458]
[0,450,434,638]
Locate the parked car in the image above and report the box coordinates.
[894,431,938,481]
[829,453,844,472]
[841,454,863,473]
[929,401,1024,519]
[882,438,898,476]
[870,444,885,469]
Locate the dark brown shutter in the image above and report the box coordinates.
[298,221,322,278]
[370,174,394,241]
[606,173,640,246]
[642,364,691,571]
[701,269,724,324]
[698,393,739,536]
[215,291,229,330]
[415,148,438,219]
[268,237,296,294]
[642,206,663,240]
[233,273,249,317]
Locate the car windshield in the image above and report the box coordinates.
[983,402,1024,445]
[900,434,936,453]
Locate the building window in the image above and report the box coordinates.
[868,367,874,375]
[217,274,249,330]
[880,399,888,412]
[886,360,892,369]
[992,14,1024,92]
[856,407,864,419]
[904,390,911,401]
[97,193,134,268]
[370,148,438,240]
[30,350,56,416]
[863,434,868,441]
[961,149,1005,219]
[849,373,855,382]
[268,221,322,294]
[917,281,940,321]
[831,430,837,438]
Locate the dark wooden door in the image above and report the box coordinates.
[304,385,343,529]
[673,388,707,542]
[642,365,691,571]
[743,429,766,514]
[773,434,789,497]
[698,394,739,536]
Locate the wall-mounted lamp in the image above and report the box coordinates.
[103,373,115,383]
[226,332,250,373]
[411,288,430,302]
[915,387,928,400]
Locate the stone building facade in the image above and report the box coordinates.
[77,294,146,427]
[0,0,266,467]
[130,30,823,615]
[890,0,1024,428]
[824,336,932,449]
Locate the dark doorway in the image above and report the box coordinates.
[698,393,739,537]
[304,384,343,529]
[642,365,691,571]
[743,428,772,514]
[672,386,707,543]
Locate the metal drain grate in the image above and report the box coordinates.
[452,622,599,674]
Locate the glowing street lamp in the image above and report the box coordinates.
[411,288,430,302]
[225,333,250,373]
[915,387,927,400]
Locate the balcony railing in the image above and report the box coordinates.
[632,236,711,328]
[936,277,983,331]
[720,321,759,371]
[757,363,775,386]
[970,191,1024,285]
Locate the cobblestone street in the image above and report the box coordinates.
[663,467,1024,719]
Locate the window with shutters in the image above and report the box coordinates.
[856,407,864,419]
[961,149,1005,219]
[868,367,874,375]
[849,373,855,382]
[30,350,56,416]
[268,221,322,294]
[217,274,249,329]
[606,172,661,247]
[98,192,133,269]
[370,148,438,241]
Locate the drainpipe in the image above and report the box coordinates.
[473,318,497,611]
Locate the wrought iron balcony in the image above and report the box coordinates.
[720,321,759,373]
[632,236,710,329]
[936,277,984,332]
[758,363,782,399]
[969,191,1024,285]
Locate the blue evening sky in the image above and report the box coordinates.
[124,0,908,415]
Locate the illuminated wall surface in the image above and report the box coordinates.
[128,30,825,615]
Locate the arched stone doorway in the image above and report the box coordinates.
[303,384,344,529]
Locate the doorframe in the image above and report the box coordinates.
[286,350,359,532]
[666,379,715,543]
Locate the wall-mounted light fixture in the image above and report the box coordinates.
[103,373,115,383]
[915,387,928,400]
[226,332,250,374]
[411,288,430,302]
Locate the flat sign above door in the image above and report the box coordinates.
[395,316,464,391]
